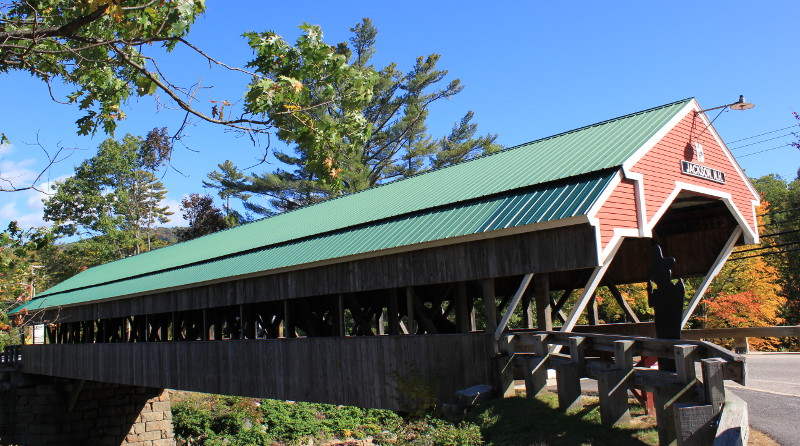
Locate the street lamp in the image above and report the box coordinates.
[696,95,755,115]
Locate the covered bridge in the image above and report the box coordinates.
[12,97,759,410]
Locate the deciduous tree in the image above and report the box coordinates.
[177,193,228,241]
[215,19,501,215]
[43,129,173,258]
[1,2,376,190]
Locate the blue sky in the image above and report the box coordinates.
[1,1,798,229]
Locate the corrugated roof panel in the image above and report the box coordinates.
[35,99,690,299]
[17,170,616,312]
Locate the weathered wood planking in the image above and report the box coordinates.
[21,333,496,411]
[46,224,598,323]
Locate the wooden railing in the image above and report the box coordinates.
[507,331,746,446]
[0,345,22,369]
[682,325,800,354]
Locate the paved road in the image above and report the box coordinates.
[727,353,800,446]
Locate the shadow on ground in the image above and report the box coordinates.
[465,394,657,446]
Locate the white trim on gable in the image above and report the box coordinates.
[586,169,625,221]
[689,99,762,202]
[621,100,697,173]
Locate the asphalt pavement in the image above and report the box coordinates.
[726,352,800,446]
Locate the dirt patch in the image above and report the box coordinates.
[750,428,781,446]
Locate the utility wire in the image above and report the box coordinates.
[729,133,793,150]
[761,228,800,238]
[733,240,800,255]
[730,246,800,261]
[738,144,792,158]
[760,207,800,217]
[728,125,798,144]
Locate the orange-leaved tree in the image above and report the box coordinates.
[697,202,785,350]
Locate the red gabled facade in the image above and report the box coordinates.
[591,100,760,260]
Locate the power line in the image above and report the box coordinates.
[738,144,792,158]
[761,228,800,238]
[729,133,793,150]
[733,240,800,255]
[730,246,800,261]
[727,125,798,144]
[760,207,800,217]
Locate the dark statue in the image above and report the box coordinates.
[647,244,685,371]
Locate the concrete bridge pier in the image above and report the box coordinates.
[0,371,174,446]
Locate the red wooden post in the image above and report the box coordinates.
[632,356,657,415]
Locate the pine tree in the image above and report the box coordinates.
[216,19,501,215]
[43,130,173,259]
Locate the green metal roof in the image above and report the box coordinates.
[15,98,692,312]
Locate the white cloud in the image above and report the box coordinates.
[161,196,188,227]
[0,174,69,230]
[0,143,40,191]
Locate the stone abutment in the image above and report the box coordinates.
[0,371,174,445]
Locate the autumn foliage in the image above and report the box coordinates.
[697,203,786,350]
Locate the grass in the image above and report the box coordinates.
[466,392,659,446]
[172,391,660,445]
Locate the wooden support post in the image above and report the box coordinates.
[524,334,550,398]
[701,358,726,413]
[587,293,599,325]
[377,310,385,335]
[569,336,586,369]
[122,317,130,343]
[214,310,223,340]
[675,345,698,384]
[598,340,635,427]
[556,362,582,412]
[521,292,534,329]
[239,305,245,339]
[284,300,295,338]
[202,309,208,341]
[456,282,470,333]
[405,287,415,335]
[337,294,346,337]
[494,354,516,398]
[598,370,631,427]
[534,274,552,331]
[674,403,716,446]
[388,289,400,335]
[469,301,477,332]
[482,279,497,335]
[654,383,694,446]
[101,319,109,343]
[556,336,585,411]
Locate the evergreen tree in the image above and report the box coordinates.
[43,129,173,259]
[203,161,252,222]
[217,18,501,215]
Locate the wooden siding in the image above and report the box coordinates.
[21,334,496,411]
[595,177,639,247]
[48,224,598,323]
[631,112,757,232]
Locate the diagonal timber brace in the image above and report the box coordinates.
[494,273,534,340]
[681,227,742,328]
[561,239,624,332]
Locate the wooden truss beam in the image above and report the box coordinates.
[494,273,534,340]
[681,227,742,328]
